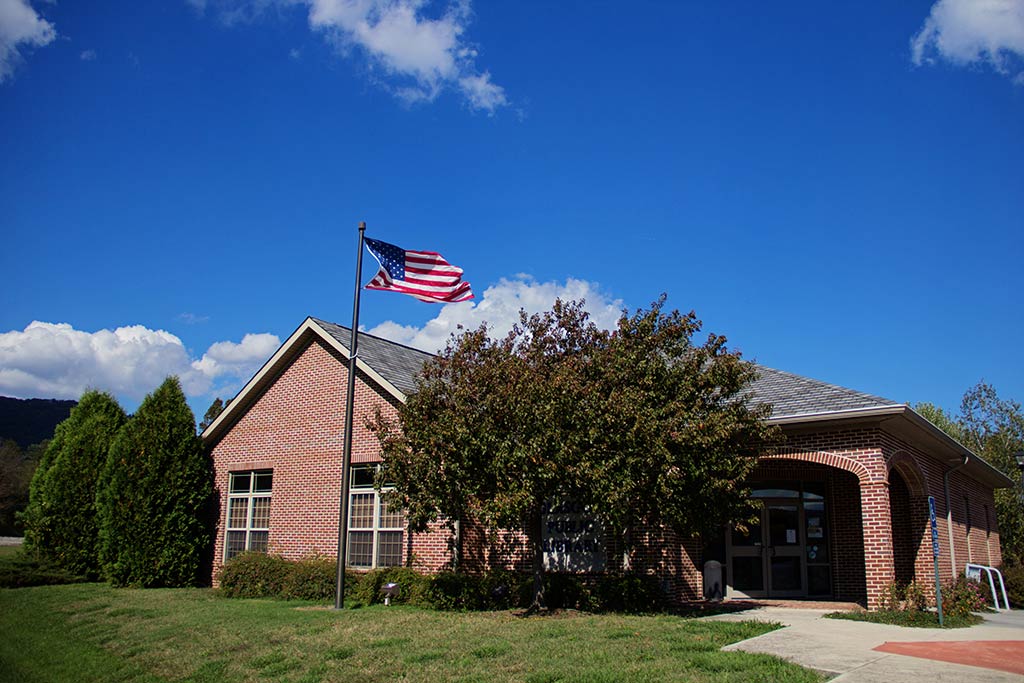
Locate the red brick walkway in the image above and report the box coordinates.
[874,640,1024,675]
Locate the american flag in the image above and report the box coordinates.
[363,237,474,303]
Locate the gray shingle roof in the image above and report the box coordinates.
[312,318,434,396]
[747,365,897,418]
[313,317,896,418]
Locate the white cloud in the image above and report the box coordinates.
[190,333,280,380]
[911,0,1024,82]
[365,276,624,353]
[0,0,56,83]
[79,48,96,61]
[0,321,280,403]
[197,0,507,112]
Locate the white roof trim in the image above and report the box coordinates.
[767,404,907,425]
[200,317,407,444]
[308,318,408,404]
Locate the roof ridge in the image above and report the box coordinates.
[310,317,435,358]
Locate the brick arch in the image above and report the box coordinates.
[886,451,927,497]
[758,451,875,486]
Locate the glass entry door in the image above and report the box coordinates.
[764,502,804,597]
[728,491,827,599]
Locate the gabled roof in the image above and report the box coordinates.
[310,318,433,396]
[201,317,431,444]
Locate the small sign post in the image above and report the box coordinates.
[928,496,944,626]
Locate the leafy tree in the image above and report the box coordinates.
[97,377,213,587]
[914,403,964,443]
[372,298,778,610]
[19,392,126,575]
[915,382,1024,566]
[199,397,225,432]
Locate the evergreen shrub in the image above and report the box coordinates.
[216,554,669,614]
[426,571,487,610]
[281,556,338,601]
[97,377,212,587]
[356,566,432,606]
[593,573,665,613]
[20,391,126,577]
[218,552,291,598]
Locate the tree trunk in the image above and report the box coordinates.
[526,507,546,613]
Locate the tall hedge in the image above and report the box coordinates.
[97,377,212,587]
[20,391,127,576]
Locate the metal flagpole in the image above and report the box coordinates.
[335,220,366,610]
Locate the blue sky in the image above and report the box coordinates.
[1,0,1022,423]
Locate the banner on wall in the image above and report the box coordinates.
[541,499,607,572]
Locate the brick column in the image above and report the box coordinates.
[860,481,895,610]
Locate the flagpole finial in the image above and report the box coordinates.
[359,221,366,230]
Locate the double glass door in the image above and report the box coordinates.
[728,487,831,599]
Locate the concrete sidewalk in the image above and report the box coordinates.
[703,606,1024,682]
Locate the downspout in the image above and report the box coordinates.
[943,455,969,577]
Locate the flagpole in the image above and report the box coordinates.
[335,220,366,610]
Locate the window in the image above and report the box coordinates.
[225,470,272,561]
[348,464,404,568]
[964,495,973,563]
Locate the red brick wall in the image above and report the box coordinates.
[878,432,1002,582]
[208,335,453,581]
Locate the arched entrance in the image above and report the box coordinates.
[725,457,869,603]
[887,454,929,589]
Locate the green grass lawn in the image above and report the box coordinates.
[0,583,820,683]
[824,609,983,628]
[0,545,21,559]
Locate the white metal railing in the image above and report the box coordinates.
[965,563,1010,611]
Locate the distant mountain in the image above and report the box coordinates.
[0,397,77,449]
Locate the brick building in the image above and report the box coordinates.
[201,317,1013,609]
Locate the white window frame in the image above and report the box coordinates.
[225,469,272,561]
[347,464,404,569]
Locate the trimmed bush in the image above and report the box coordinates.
[97,377,212,587]
[281,557,337,602]
[427,571,487,610]
[215,556,669,615]
[218,552,291,598]
[479,569,530,610]
[356,566,432,606]
[593,573,665,613]
[20,391,126,577]
[544,574,596,611]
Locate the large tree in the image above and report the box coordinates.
[20,391,126,575]
[372,298,778,609]
[916,382,1024,566]
[97,377,213,587]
